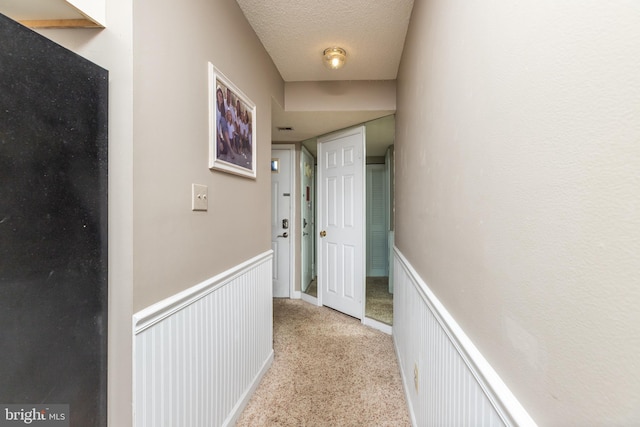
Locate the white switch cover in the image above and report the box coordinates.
[192,184,208,211]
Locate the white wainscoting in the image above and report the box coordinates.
[133,251,273,427]
[393,248,536,427]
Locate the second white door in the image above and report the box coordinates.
[271,147,293,298]
[317,126,365,319]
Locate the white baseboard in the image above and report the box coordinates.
[300,292,318,305]
[363,316,392,335]
[222,350,274,427]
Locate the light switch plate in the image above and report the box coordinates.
[192,184,208,211]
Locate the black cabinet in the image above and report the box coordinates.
[0,13,108,427]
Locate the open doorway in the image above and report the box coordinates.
[300,145,316,302]
[301,116,395,330]
[364,144,394,327]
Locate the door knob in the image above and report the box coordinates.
[277,232,288,238]
[320,230,326,238]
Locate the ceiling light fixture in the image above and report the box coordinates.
[323,47,347,70]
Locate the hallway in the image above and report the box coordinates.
[237,299,411,426]
[17,0,638,424]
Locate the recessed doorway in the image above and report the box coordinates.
[301,116,396,332]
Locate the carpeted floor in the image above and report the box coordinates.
[304,279,317,298]
[365,277,393,325]
[236,299,411,426]
[303,277,393,325]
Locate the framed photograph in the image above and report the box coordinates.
[208,63,256,178]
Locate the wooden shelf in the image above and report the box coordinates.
[19,19,101,28]
[0,0,105,28]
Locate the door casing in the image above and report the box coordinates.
[300,145,315,293]
[271,144,296,298]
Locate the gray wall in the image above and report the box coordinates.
[132,0,283,311]
[396,1,640,424]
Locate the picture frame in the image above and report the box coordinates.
[208,63,257,178]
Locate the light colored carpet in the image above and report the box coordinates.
[236,299,411,426]
[304,279,317,298]
[365,277,393,325]
[303,277,393,325]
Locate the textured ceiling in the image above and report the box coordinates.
[237,0,414,154]
[236,0,414,82]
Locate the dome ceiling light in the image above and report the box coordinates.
[323,47,347,70]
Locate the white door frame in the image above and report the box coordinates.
[317,126,366,320]
[271,144,297,298]
[366,163,389,277]
[300,145,315,294]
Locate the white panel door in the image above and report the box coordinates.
[318,126,365,318]
[271,148,292,297]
